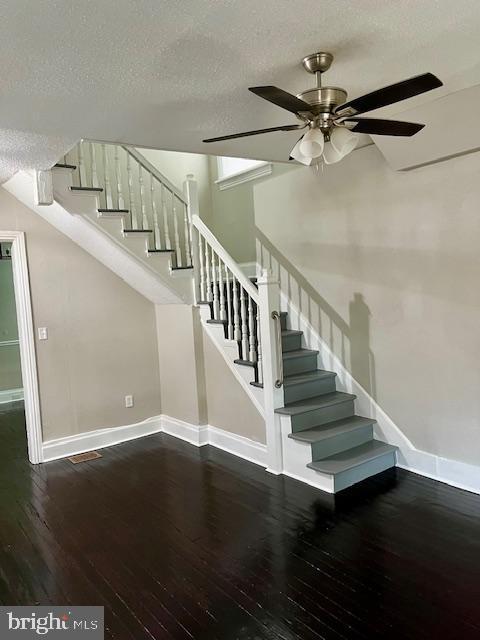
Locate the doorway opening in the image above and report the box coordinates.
[0,232,42,463]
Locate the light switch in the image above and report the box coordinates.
[38,327,48,341]
[125,395,134,408]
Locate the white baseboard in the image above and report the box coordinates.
[42,412,267,469]
[0,387,24,404]
[161,414,267,467]
[162,415,209,446]
[280,291,480,495]
[42,415,163,462]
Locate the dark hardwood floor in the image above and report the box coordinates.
[0,402,479,639]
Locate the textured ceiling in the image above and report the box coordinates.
[0,0,479,180]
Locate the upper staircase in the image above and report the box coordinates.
[4,139,398,493]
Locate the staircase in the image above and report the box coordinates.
[5,139,398,493]
[276,311,397,493]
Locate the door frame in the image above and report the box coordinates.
[1,231,43,463]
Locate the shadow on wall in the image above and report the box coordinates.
[256,229,376,399]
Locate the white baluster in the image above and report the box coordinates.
[172,195,182,267]
[102,144,113,209]
[218,256,226,321]
[198,235,206,300]
[183,203,191,266]
[78,142,85,187]
[211,248,219,318]
[225,266,233,340]
[90,143,99,188]
[205,241,212,302]
[256,313,263,384]
[115,147,125,209]
[139,166,148,230]
[240,287,249,359]
[232,277,241,341]
[248,296,257,362]
[162,185,171,250]
[126,153,138,229]
[150,174,160,249]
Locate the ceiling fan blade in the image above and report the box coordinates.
[334,73,442,117]
[249,86,313,115]
[203,124,303,143]
[342,117,425,136]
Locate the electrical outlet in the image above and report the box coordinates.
[125,395,134,408]
[38,327,48,341]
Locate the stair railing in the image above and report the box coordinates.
[185,176,285,474]
[66,141,192,268]
[189,211,261,374]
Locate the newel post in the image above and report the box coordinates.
[184,174,201,303]
[257,268,284,474]
[34,170,53,206]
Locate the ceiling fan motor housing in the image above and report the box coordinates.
[296,87,348,131]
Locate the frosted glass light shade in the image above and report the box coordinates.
[330,126,358,158]
[299,128,325,158]
[290,138,312,166]
[322,141,343,164]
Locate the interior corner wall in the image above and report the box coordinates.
[201,330,266,444]
[0,187,161,441]
[137,148,213,226]
[253,144,480,467]
[155,304,207,425]
[207,156,257,264]
[154,301,266,443]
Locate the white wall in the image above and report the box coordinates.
[254,145,480,467]
[0,188,161,440]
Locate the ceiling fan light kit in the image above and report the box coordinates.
[203,51,443,167]
[290,138,313,166]
[299,128,325,158]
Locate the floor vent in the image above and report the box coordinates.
[68,451,102,464]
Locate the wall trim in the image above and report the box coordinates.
[42,412,267,468]
[0,388,24,404]
[279,291,480,495]
[215,162,273,190]
[161,414,267,466]
[43,415,163,462]
[40,408,478,495]
[0,230,43,464]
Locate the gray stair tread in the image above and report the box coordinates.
[207,319,227,325]
[289,415,376,443]
[275,391,356,415]
[282,329,303,337]
[284,370,336,387]
[98,208,129,213]
[123,229,153,233]
[307,440,397,475]
[70,186,103,192]
[282,348,318,360]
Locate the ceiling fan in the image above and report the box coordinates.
[203,52,442,165]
